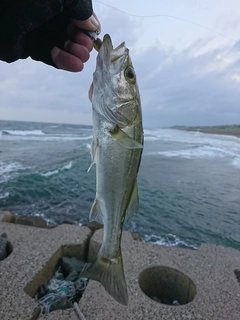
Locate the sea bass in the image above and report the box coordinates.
[83,34,143,305]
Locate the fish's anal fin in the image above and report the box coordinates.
[126,181,139,221]
[110,126,143,149]
[82,254,128,306]
[89,199,103,224]
[87,137,99,172]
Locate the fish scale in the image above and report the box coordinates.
[82,34,144,305]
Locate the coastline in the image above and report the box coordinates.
[172,125,240,138]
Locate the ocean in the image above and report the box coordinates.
[0,120,239,251]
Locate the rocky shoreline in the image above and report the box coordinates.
[172,125,240,138]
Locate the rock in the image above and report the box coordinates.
[87,221,103,233]
[0,211,16,223]
[36,284,48,299]
[60,220,78,226]
[60,257,85,275]
[131,232,142,241]
[50,296,72,312]
[65,271,79,282]
[0,232,7,261]
[15,215,47,228]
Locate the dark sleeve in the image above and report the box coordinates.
[0,0,93,66]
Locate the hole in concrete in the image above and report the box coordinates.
[0,233,13,261]
[6,241,13,257]
[234,269,240,284]
[138,266,196,306]
[24,244,89,319]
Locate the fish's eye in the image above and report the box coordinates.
[125,67,136,83]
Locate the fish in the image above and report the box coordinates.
[82,34,144,306]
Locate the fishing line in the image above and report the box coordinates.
[94,1,236,42]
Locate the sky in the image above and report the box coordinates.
[0,0,240,128]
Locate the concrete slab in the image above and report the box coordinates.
[0,223,91,320]
[79,229,240,320]
[0,223,240,320]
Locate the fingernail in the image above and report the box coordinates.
[64,40,70,49]
[89,15,99,29]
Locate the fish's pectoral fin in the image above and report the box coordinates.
[82,252,128,306]
[126,181,139,221]
[110,126,143,149]
[89,199,103,224]
[87,137,99,172]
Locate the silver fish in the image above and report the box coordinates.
[83,34,143,306]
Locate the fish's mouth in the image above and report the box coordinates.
[99,34,128,65]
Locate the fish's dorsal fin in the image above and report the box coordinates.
[110,126,143,149]
[87,137,99,172]
[126,181,139,221]
[89,199,103,224]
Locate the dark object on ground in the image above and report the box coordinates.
[0,211,16,223]
[60,257,86,275]
[50,296,72,312]
[35,258,88,318]
[131,232,142,241]
[15,215,47,228]
[65,271,79,282]
[87,221,103,233]
[0,232,7,261]
[61,220,79,226]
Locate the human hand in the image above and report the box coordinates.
[0,1,101,72]
[51,12,101,72]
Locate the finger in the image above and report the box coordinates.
[72,32,93,52]
[51,46,84,72]
[67,26,93,51]
[72,12,101,33]
[64,41,90,63]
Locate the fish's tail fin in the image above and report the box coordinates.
[82,253,128,306]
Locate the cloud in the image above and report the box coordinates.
[0,2,240,127]
[132,37,240,127]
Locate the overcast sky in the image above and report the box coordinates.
[0,0,240,128]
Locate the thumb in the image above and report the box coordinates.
[72,12,101,33]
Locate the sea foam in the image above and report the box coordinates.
[2,130,45,136]
[144,233,198,249]
[41,162,73,177]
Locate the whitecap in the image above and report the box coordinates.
[232,157,240,169]
[147,144,240,161]
[0,134,93,141]
[0,161,28,183]
[144,136,159,141]
[0,192,9,200]
[41,161,73,177]
[2,130,45,136]
[143,233,198,249]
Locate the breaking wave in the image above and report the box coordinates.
[143,233,198,249]
[148,145,236,159]
[40,162,73,177]
[0,161,28,183]
[1,130,45,136]
[232,157,240,169]
[144,128,240,169]
[0,192,9,200]
[0,134,93,141]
